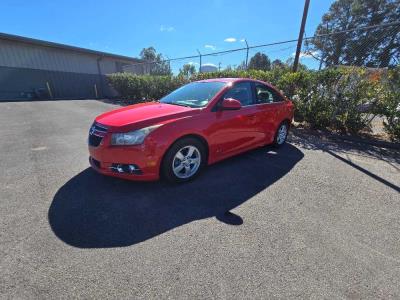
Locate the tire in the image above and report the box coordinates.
[273,122,289,147]
[161,137,206,183]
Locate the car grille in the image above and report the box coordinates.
[88,122,108,147]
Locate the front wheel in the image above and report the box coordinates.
[161,137,206,183]
[273,122,289,147]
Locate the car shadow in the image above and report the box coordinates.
[48,144,304,248]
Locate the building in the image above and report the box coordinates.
[0,32,144,100]
[200,63,218,73]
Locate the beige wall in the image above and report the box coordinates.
[0,39,139,75]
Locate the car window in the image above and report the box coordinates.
[272,89,285,102]
[255,84,274,104]
[255,83,284,104]
[223,82,253,106]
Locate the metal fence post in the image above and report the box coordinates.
[244,39,249,69]
[197,49,202,73]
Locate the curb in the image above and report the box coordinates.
[291,128,400,150]
[328,134,400,150]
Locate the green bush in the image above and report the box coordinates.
[107,73,188,103]
[376,67,400,141]
[329,68,378,133]
[107,67,399,139]
[296,67,381,132]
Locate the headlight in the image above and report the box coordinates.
[111,125,161,145]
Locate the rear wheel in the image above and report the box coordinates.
[273,122,289,147]
[162,137,206,183]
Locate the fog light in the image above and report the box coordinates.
[110,163,142,175]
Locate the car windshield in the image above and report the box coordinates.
[160,82,226,108]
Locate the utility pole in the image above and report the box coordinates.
[218,62,221,71]
[293,0,310,72]
[166,55,171,73]
[197,49,202,73]
[244,39,249,69]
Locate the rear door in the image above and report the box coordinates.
[253,82,287,144]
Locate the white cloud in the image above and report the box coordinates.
[224,37,236,42]
[204,44,216,51]
[240,38,246,42]
[160,25,175,32]
[188,61,199,65]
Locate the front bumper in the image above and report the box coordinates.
[87,121,171,181]
[88,136,162,181]
[89,155,159,181]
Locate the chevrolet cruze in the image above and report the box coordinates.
[88,78,294,183]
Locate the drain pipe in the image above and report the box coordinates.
[96,56,104,98]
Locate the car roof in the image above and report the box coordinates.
[194,77,287,101]
[195,77,276,86]
[196,78,252,83]
[196,77,277,88]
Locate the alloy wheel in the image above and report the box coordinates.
[172,145,201,179]
[277,124,288,145]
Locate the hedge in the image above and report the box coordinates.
[107,67,400,141]
[107,73,188,101]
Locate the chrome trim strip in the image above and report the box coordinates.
[94,122,108,130]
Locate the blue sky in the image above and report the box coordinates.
[0,0,335,73]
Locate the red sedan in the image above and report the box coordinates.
[88,78,294,182]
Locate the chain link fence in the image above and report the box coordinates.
[127,22,400,75]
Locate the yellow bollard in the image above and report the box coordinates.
[46,82,53,99]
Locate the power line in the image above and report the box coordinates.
[337,24,400,66]
[129,21,400,68]
[307,20,400,41]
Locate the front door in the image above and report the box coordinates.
[207,81,265,159]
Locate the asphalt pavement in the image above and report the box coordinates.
[1,100,399,299]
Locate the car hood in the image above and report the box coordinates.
[95,102,197,130]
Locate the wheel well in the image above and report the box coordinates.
[159,134,209,176]
[180,134,209,155]
[282,119,291,127]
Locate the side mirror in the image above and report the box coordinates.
[220,98,242,111]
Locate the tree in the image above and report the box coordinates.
[285,57,307,70]
[179,64,196,78]
[309,0,400,68]
[248,52,271,71]
[271,59,287,70]
[139,47,172,75]
[236,61,247,71]
[224,65,233,71]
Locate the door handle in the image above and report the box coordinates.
[248,114,257,120]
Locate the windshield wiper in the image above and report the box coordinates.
[163,102,192,108]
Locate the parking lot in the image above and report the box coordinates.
[1,100,399,298]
